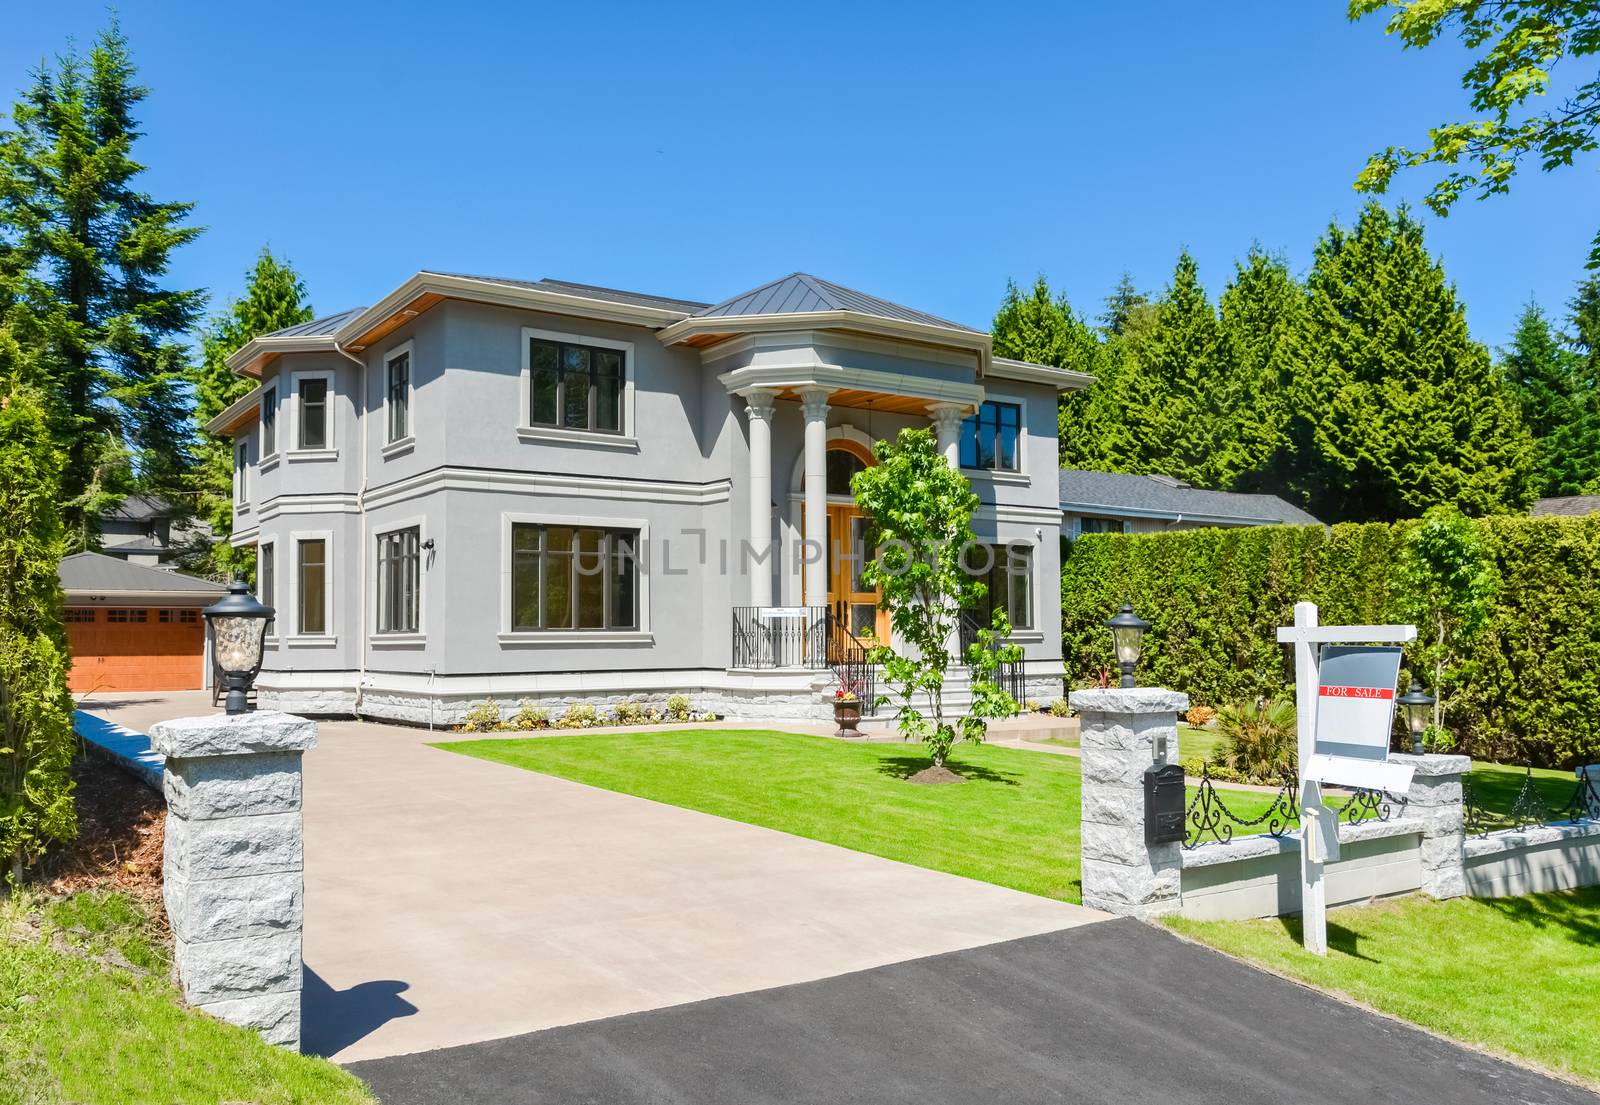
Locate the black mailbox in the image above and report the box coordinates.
[1144,762,1187,845]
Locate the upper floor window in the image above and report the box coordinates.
[260,387,277,457]
[386,349,410,443]
[376,527,421,635]
[510,523,637,631]
[299,377,329,449]
[959,400,1021,471]
[528,337,623,434]
[235,442,248,503]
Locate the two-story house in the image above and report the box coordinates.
[206,271,1088,724]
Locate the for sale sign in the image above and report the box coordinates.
[1304,645,1413,792]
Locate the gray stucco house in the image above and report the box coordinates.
[207,271,1087,723]
[1059,470,1318,538]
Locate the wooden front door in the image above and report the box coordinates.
[826,503,888,651]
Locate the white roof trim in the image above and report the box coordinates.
[989,356,1094,391]
[660,310,993,374]
[204,384,265,437]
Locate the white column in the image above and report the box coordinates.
[1290,601,1328,956]
[927,402,967,468]
[741,389,779,608]
[799,387,832,609]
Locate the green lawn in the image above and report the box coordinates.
[0,891,375,1105]
[1466,760,1583,825]
[443,729,1284,904]
[1168,890,1600,1090]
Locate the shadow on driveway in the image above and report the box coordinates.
[302,967,417,1059]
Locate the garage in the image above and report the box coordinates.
[59,552,228,694]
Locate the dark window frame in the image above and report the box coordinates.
[958,400,1022,472]
[376,526,421,635]
[966,543,1035,632]
[527,337,625,435]
[386,350,410,443]
[298,376,329,450]
[509,523,639,632]
[235,442,248,503]
[260,386,277,457]
[259,541,276,637]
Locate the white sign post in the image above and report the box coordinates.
[1277,602,1416,956]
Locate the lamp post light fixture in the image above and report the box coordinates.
[204,576,275,715]
[1104,599,1151,688]
[1396,680,1437,755]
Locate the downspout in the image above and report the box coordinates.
[334,339,369,717]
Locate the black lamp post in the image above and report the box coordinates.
[204,576,274,715]
[1104,599,1151,688]
[1396,680,1436,754]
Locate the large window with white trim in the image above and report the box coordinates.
[959,400,1021,471]
[510,524,637,631]
[298,377,329,449]
[376,527,421,634]
[528,337,623,434]
[297,538,327,635]
[965,543,1034,632]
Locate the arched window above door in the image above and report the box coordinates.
[826,449,868,496]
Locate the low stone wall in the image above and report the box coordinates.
[1179,820,1424,921]
[1463,821,1600,898]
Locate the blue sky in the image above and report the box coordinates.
[4,1,1595,351]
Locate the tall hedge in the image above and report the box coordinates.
[1062,516,1600,768]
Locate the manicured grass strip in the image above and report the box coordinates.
[442,729,1285,903]
[447,729,1087,902]
[1167,890,1600,1090]
[0,891,375,1105]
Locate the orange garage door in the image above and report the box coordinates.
[66,607,206,693]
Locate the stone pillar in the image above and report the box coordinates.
[150,711,317,1049]
[741,388,779,608]
[1070,686,1189,918]
[1391,752,1470,899]
[926,402,966,468]
[798,387,832,608]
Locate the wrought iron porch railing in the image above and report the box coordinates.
[1182,766,1398,850]
[958,611,1025,703]
[731,606,829,670]
[1463,764,1599,837]
[827,622,878,718]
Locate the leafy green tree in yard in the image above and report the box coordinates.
[851,429,1021,771]
[0,20,204,547]
[191,250,314,575]
[0,380,76,884]
[1287,203,1535,521]
[1349,1,1600,266]
[1398,505,1500,743]
[1500,301,1600,497]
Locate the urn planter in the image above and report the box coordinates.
[833,698,863,738]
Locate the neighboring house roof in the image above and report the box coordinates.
[103,495,175,523]
[694,272,979,333]
[1059,470,1320,527]
[1532,495,1600,517]
[58,551,228,597]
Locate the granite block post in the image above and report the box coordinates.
[150,711,317,1049]
[1390,752,1470,899]
[1069,687,1189,918]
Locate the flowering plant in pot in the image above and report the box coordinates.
[833,681,864,737]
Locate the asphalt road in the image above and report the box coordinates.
[347,919,1596,1105]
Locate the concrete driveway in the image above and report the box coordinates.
[82,693,1103,1062]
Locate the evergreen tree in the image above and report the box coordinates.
[1099,273,1153,336]
[191,249,313,574]
[1113,251,1223,486]
[0,378,76,880]
[0,20,204,547]
[1216,249,1303,492]
[1500,302,1600,497]
[1288,203,1534,521]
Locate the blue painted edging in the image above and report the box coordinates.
[74,710,164,792]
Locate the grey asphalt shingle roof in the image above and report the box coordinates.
[1059,470,1319,526]
[694,273,979,333]
[103,495,173,522]
[1532,495,1600,517]
[58,551,229,595]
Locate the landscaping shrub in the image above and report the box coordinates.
[615,700,646,725]
[460,699,504,733]
[509,700,549,731]
[1046,699,1073,718]
[1185,705,1217,727]
[1062,515,1600,767]
[556,702,599,729]
[1213,698,1297,784]
[665,694,691,723]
